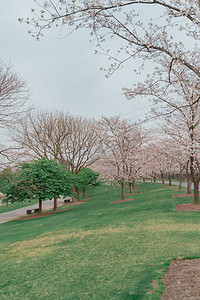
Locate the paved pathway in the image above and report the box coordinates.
[0,197,68,224]
[152,180,193,188]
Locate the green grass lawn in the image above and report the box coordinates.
[0,182,199,300]
[0,198,39,214]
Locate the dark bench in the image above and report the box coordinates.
[63,197,71,203]
[27,208,39,214]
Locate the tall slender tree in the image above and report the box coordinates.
[98,116,145,199]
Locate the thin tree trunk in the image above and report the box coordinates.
[187,177,192,194]
[189,110,197,203]
[179,179,182,190]
[169,173,172,186]
[194,178,199,204]
[39,198,42,214]
[71,186,77,202]
[121,179,125,200]
[153,176,156,183]
[186,167,192,194]
[161,171,165,184]
[142,178,146,183]
[77,189,80,201]
[6,201,8,207]
[75,187,80,201]
[83,190,85,197]
[132,179,135,190]
[178,166,183,190]
[129,182,132,194]
[53,197,57,211]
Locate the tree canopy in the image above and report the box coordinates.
[2,158,73,213]
[74,168,100,200]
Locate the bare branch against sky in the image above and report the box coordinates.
[0,0,153,124]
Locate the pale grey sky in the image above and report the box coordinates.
[0,1,153,123]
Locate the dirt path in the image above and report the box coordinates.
[162,259,200,299]
[0,197,67,224]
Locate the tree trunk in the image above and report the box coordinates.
[169,173,172,186]
[132,179,135,190]
[142,178,146,183]
[189,111,197,202]
[121,179,125,200]
[178,166,183,190]
[153,176,156,183]
[83,190,85,197]
[161,171,165,184]
[193,178,199,204]
[39,198,42,214]
[53,197,57,211]
[187,177,192,194]
[179,179,182,190]
[71,186,77,202]
[6,201,8,207]
[129,182,132,194]
[186,167,192,194]
[76,188,80,201]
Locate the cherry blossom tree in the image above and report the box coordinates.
[125,137,153,192]
[98,115,146,199]
[160,120,192,193]
[143,141,162,183]
[127,61,200,203]
[91,157,116,185]
[152,138,181,185]
[21,1,200,92]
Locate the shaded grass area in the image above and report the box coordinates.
[0,198,39,214]
[0,183,200,299]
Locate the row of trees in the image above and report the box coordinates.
[0,58,198,205]
[0,158,99,213]
[2,107,200,205]
[2,110,153,201]
[93,116,152,199]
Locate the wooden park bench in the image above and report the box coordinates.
[27,208,39,214]
[63,197,71,203]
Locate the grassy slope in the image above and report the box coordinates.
[0,183,199,300]
[0,198,39,214]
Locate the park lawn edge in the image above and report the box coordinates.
[145,255,200,299]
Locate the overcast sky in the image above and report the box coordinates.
[1,1,154,124]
